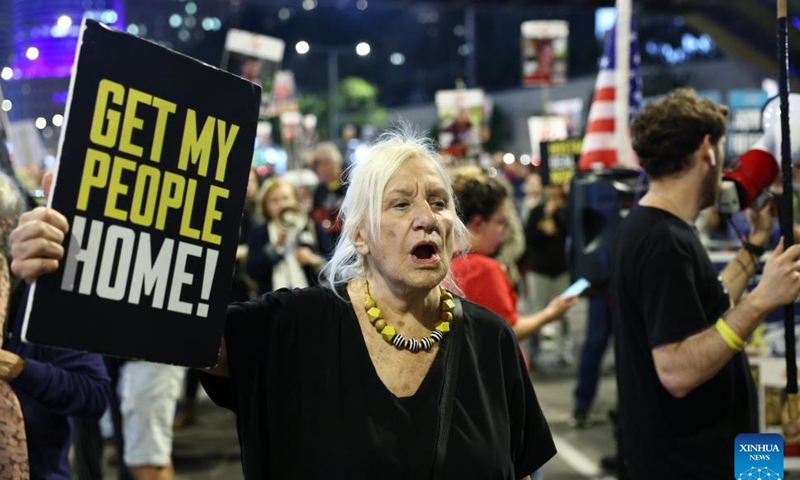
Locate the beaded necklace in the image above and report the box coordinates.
[364,279,454,352]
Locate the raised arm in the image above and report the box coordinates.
[653,239,800,398]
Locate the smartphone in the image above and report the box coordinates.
[560,278,590,298]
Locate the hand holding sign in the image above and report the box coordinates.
[10,206,69,284]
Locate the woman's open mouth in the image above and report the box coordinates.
[410,242,441,265]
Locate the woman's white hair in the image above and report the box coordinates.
[320,125,470,298]
[0,171,24,258]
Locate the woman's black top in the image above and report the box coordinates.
[201,287,555,479]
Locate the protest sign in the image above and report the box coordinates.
[521,20,569,86]
[222,29,285,119]
[435,88,486,160]
[22,19,260,367]
[540,138,582,186]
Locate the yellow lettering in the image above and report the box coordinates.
[118,88,152,157]
[180,178,201,240]
[104,155,137,221]
[178,109,215,177]
[202,186,228,245]
[76,148,111,211]
[551,170,574,186]
[89,79,124,148]
[130,164,161,227]
[149,97,177,163]
[155,172,186,231]
[214,120,239,182]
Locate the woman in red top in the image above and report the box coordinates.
[450,172,577,341]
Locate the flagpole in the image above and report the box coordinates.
[540,84,550,118]
[777,0,798,419]
[613,0,631,168]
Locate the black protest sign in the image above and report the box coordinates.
[540,138,582,186]
[22,20,260,367]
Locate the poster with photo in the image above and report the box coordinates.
[751,357,800,469]
[267,70,299,117]
[222,28,285,119]
[435,89,485,160]
[23,20,260,367]
[727,89,768,161]
[521,20,569,86]
[528,115,568,165]
[546,97,584,137]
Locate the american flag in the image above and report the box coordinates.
[577,6,643,170]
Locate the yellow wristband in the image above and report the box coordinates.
[715,319,745,352]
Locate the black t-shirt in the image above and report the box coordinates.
[611,206,757,480]
[523,204,568,277]
[201,287,555,479]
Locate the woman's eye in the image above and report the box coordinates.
[393,202,409,210]
[431,200,447,209]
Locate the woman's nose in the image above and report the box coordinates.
[411,201,436,231]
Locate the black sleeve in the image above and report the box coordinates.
[505,331,557,476]
[199,293,283,411]
[197,372,235,411]
[639,247,709,348]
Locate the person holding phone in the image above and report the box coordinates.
[450,169,578,343]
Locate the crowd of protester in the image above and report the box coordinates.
[6,91,800,479]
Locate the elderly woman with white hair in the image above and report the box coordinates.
[11,130,555,479]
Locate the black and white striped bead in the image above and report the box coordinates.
[392,333,406,348]
[420,337,433,351]
[430,330,444,342]
[406,338,419,352]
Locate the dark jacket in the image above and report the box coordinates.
[6,286,111,480]
[246,221,319,295]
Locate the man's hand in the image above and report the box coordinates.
[9,207,69,283]
[750,238,800,313]
[0,350,24,381]
[747,200,774,247]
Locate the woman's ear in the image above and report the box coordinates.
[467,215,485,233]
[352,228,370,256]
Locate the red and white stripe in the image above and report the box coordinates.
[578,0,639,171]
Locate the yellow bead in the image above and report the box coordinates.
[365,297,376,310]
[367,307,382,324]
[439,311,453,322]
[435,321,450,333]
[374,319,386,332]
[440,289,452,300]
[441,298,455,312]
[381,325,397,342]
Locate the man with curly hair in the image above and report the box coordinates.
[612,88,800,478]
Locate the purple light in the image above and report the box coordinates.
[792,16,800,31]
[11,0,126,80]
